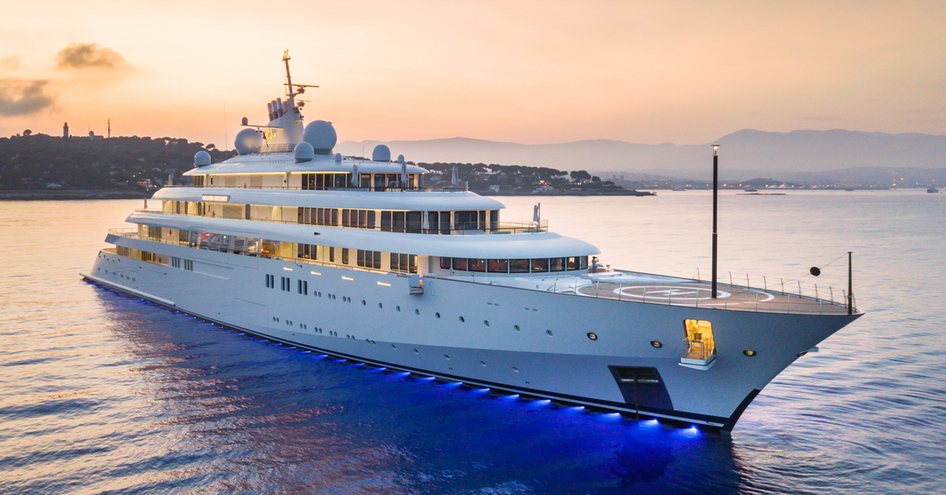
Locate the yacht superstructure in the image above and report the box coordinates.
[83,53,862,431]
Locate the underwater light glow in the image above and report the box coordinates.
[500,393,520,400]
[443,381,463,388]
[531,399,552,406]
[418,376,435,381]
[640,418,660,428]
[394,371,411,378]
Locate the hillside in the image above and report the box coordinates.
[338,129,946,180]
[0,134,234,192]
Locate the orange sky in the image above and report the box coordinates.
[2,1,945,147]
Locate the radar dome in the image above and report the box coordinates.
[294,142,315,163]
[372,144,391,162]
[194,150,212,167]
[303,120,337,154]
[397,154,405,163]
[234,128,262,154]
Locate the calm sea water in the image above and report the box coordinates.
[1,191,944,494]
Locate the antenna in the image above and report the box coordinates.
[282,49,293,99]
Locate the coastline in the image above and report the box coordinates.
[0,190,150,201]
[1,189,655,200]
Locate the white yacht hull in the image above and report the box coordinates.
[85,247,859,431]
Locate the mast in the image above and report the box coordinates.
[283,49,294,108]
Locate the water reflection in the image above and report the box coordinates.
[91,289,743,493]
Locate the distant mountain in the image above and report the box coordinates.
[338,129,946,180]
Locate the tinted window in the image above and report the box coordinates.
[488,259,509,273]
[510,259,530,273]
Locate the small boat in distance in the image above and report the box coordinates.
[928,186,939,193]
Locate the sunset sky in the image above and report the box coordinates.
[2,1,944,148]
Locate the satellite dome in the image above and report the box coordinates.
[294,141,315,163]
[194,150,212,167]
[372,144,391,162]
[303,120,337,154]
[234,128,262,154]
[397,154,405,163]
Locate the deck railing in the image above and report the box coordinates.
[129,209,549,234]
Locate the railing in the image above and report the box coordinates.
[107,229,393,275]
[129,210,549,235]
[683,338,713,361]
[572,268,856,315]
[160,184,470,193]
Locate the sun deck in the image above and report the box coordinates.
[449,270,856,316]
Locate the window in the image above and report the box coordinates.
[489,210,499,231]
[452,257,468,270]
[531,258,549,273]
[392,212,405,232]
[298,280,308,295]
[454,211,478,231]
[184,259,193,271]
[550,257,565,272]
[391,253,418,273]
[440,257,450,269]
[488,259,509,273]
[406,211,422,233]
[172,257,181,269]
[509,259,530,273]
[381,211,392,231]
[265,274,275,288]
[298,243,318,260]
[341,248,349,265]
[358,250,382,269]
[566,256,580,271]
[281,276,290,291]
[469,258,487,272]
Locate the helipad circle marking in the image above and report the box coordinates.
[611,285,731,301]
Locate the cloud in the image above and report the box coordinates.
[55,43,127,70]
[1,55,21,70]
[0,79,55,115]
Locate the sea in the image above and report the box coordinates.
[1,190,944,494]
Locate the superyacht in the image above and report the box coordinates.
[83,53,862,431]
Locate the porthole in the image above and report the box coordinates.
[396,305,401,312]
[480,361,487,367]
[415,309,420,315]
[392,344,397,349]
[513,324,520,332]
[413,348,419,354]
[651,340,663,348]
[444,354,451,360]
[546,329,553,337]
[484,320,490,327]
[459,316,466,323]
[435,312,441,319]
[743,349,757,357]
[362,299,367,306]
[512,366,519,373]
[378,302,383,309]
[586,332,598,341]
